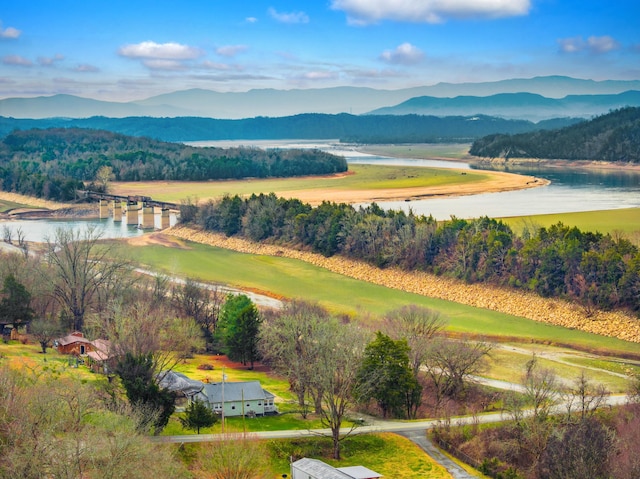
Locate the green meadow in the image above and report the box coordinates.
[132,241,639,356]
[500,207,640,236]
[111,163,484,203]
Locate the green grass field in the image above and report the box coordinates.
[0,199,32,213]
[500,208,640,236]
[110,163,486,203]
[132,241,640,356]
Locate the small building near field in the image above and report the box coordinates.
[194,380,277,417]
[54,332,95,356]
[291,458,382,479]
[157,371,277,417]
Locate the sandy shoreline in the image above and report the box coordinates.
[278,169,547,205]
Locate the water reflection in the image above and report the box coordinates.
[0,215,178,243]
[347,156,640,220]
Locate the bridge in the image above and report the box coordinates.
[79,190,180,230]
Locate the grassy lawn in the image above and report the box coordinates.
[485,347,632,393]
[500,208,640,236]
[110,163,487,203]
[132,241,640,356]
[266,433,455,479]
[0,199,33,213]
[0,340,106,383]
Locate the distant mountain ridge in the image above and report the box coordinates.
[1,76,640,120]
[368,91,640,121]
[469,107,640,163]
[0,114,581,143]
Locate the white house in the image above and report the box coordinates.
[291,458,381,479]
[157,371,277,417]
[194,380,277,417]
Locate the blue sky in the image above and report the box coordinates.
[1,0,639,101]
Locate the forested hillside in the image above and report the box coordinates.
[0,128,346,201]
[183,194,640,316]
[470,107,640,162]
[0,114,580,143]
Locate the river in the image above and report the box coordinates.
[195,140,640,220]
[1,140,638,241]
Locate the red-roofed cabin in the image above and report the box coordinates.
[54,332,94,356]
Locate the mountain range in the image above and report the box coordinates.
[2,76,640,121]
[368,91,640,121]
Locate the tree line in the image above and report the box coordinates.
[0,113,580,143]
[183,193,640,315]
[0,128,347,201]
[470,107,640,162]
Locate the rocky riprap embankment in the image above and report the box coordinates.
[168,226,640,344]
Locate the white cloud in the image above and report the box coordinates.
[118,41,202,60]
[2,54,32,66]
[201,60,238,71]
[587,35,619,53]
[268,7,309,24]
[0,23,21,39]
[245,17,258,23]
[38,54,65,66]
[379,43,424,65]
[558,35,620,54]
[74,64,100,73]
[303,71,339,80]
[216,45,248,57]
[331,0,531,25]
[142,59,188,71]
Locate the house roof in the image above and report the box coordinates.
[157,371,204,397]
[56,333,92,347]
[200,380,273,403]
[336,466,382,479]
[292,458,353,479]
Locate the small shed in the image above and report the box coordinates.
[291,458,381,479]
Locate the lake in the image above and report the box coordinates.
[2,140,638,240]
[194,140,640,220]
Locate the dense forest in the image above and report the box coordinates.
[0,114,580,143]
[0,128,347,201]
[182,193,640,315]
[470,107,640,162]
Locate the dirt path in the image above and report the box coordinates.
[164,226,640,345]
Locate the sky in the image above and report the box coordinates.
[1,0,639,102]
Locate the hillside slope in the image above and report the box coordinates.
[469,107,640,163]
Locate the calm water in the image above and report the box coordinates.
[3,141,638,241]
[350,157,640,220]
[0,215,177,243]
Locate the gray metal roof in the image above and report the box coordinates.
[200,380,273,403]
[336,466,382,478]
[292,458,353,479]
[157,371,204,397]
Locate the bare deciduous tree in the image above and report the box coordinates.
[523,355,558,422]
[259,300,331,418]
[45,226,133,331]
[194,433,270,479]
[563,371,609,422]
[423,337,492,408]
[383,304,446,376]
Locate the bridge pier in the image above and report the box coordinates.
[141,204,155,229]
[99,199,109,219]
[161,208,171,229]
[126,201,141,225]
[112,201,122,222]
